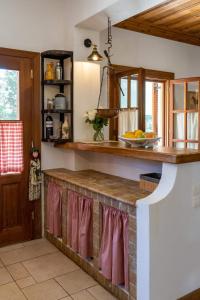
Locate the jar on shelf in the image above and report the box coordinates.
[47,98,54,110]
[54,93,67,110]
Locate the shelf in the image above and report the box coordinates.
[41,50,73,59]
[42,109,72,114]
[41,50,74,143]
[42,138,73,144]
[43,80,72,86]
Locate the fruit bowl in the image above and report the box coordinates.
[118,136,161,148]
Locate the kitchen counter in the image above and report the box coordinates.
[55,141,200,164]
[43,168,150,205]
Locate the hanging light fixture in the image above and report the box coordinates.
[84,39,103,62]
[87,45,103,62]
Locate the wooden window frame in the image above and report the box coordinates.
[109,64,174,145]
[169,77,200,149]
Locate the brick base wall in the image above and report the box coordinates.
[44,174,137,300]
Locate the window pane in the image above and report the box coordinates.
[130,79,138,107]
[173,142,185,149]
[173,113,184,139]
[174,83,184,110]
[187,82,198,110]
[0,69,19,120]
[145,82,153,132]
[120,77,128,108]
[187,143,198,149]
[187,112,198,140]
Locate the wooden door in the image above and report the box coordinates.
[0,52,36,246]
[169,78,200,149]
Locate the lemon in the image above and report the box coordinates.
[134,130,144,138]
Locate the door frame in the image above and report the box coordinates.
[0,47,41,239]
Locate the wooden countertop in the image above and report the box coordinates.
[43,168,150,206]
[55,141,200,164]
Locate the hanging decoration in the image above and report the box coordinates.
[29,146,41,201]
[96,17,124,119]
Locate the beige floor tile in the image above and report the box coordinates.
[0,243,24,253]
[23,252,79,282]
[7,262,29,280]
[56,269,96,295]
[0,282,26,299]
[22,238,48,247]
[0,259,4,268]
[16,276,35,288]
[22,279,67,300]
[88,285,117,300]
[0,239,58,265]
[72,290,96,300]
[0,267,13,285]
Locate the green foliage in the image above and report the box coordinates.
[0,70,18,120]
[85,115,108,131]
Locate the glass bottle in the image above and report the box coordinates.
[55,62,63,80]
[46,115,53,139]
[62,116,70,139]
[45,63,54,80]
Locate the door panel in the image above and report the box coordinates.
[0,54,33,246]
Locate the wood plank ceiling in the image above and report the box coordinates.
[115,0,200,46]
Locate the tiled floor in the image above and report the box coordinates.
[0,238,117,300]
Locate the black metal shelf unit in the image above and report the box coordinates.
[41,50,73,144]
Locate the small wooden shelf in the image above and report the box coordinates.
[42,109,72,114]
[41,50,74,144]
[43,80,72,86]
[42,138,73,144]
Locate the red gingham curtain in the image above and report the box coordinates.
[0,121,24,175]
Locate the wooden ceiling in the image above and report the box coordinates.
[115,0,200,46]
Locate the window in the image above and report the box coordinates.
[170,79,199,149]
[0,69,19,120]
[109,66,174,144]
[120,75,138,109]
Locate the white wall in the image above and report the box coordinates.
[137,162,200,300]
[78,151,162,181]
[100,27,200,78]
[0,0,72,52]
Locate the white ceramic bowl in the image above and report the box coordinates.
[118,136,161,148]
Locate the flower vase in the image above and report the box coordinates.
[93,128,104,141]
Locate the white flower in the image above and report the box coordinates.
[88,109,97,121]
[83,112,88,118]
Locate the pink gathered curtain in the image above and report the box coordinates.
[47,182,62,237]
[0,121,23,175]
[67,190,93,258]
[99,205,129,290]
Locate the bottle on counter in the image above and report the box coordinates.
[55,62,63,80]
[46,115,53,139]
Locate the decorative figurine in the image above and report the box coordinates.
[29,147,41,201]
[62,116,70,139]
